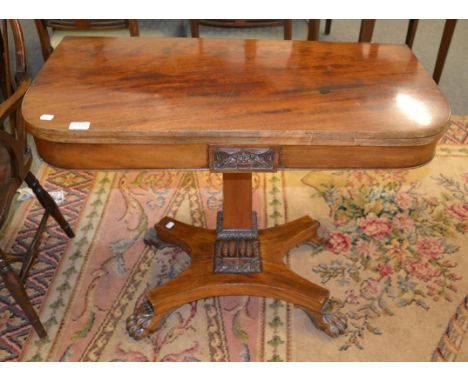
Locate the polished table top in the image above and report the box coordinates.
[23,37,450,147]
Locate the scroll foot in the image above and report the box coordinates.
[307,298,347,337]
[144,228,174,250]
[126,300,155,340]
[301,221,329,248]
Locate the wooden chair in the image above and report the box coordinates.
[309,19,458,84]
[0,20,75,338]
[190,19,292,40]
[307,19,376,42]
[35,19,139,60]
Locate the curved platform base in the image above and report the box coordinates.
[126,216,347,340]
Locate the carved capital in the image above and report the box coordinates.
[214,239,261,273]
[214,212,262,274]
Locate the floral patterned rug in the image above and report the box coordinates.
[1,116,467,362]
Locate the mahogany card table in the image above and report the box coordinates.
[22,36,450,340]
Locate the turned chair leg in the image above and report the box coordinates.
[325,19,332,35]
[0,251,47,338]
[25,172,75,238]
[190,20,199,38]
[307,20,321,41]
[433,19,457,84]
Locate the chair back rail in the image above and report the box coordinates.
[190,19,292,40]
[309,19,457,83]
[35,19,139,60]
[1,20,27,98]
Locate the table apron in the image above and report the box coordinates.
[35,138,438,170]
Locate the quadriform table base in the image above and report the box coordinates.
[126,173,347,340]
[126,217,347,340]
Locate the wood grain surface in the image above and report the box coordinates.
[23,37,450,149]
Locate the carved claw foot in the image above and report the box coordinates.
[307,299,347,337]
[144,228,174,249]
[126,300,155,340]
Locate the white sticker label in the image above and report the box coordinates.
[165,221,175,229]
[49,190,65,205]
[40,114,54,121]
[69,122,91,130]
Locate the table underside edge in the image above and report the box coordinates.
[35,138,440,171]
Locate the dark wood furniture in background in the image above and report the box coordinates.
[358,19,376,42]
[190,19,292,39]
[307,19,320,41]
[34,19,139,60]
[0,20,75,339]
[433,20,458,84]
[22,36,450,340]
[310,19,458,84]
[405,19,419,48]
[325,19,332,35]
[307,19,375,42]
[400,19,458,83]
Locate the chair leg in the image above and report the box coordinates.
[359,19,376,43]
[128,19,139,37]
[19,209,50,282]
[0,251,47,338]
[325,19,332,35]
[405,19,419,48]
[283,19,292,40]
[25,172,75,238]
[307,20,320,41]
[433,19,457,84]
[190,20,199,37]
